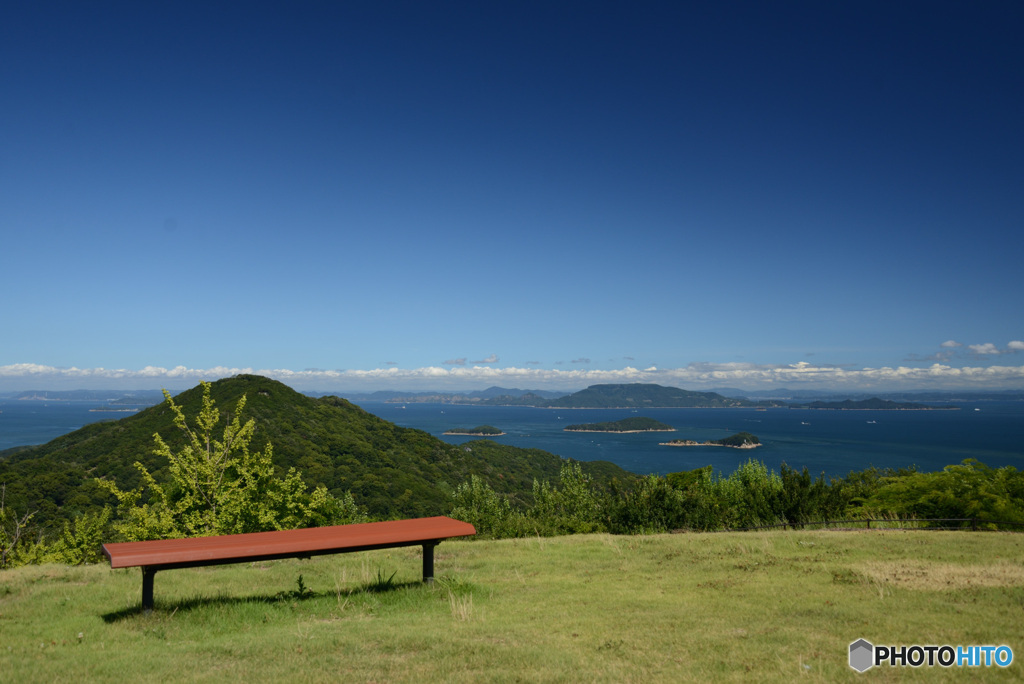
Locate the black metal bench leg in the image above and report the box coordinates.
[422,542,437,583]
[142,567,156,611]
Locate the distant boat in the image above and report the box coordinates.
[866,420,877,424]
[801,421,810,425]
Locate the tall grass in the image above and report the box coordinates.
[1,531,1022,682]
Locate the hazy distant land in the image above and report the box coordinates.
[789,397,956,410]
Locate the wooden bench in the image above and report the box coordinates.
[102,516,476,610]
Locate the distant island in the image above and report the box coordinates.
[564,417,675,433]
[661,432,762,449]
[789,397,956,410]
[542,384,781,409]
[443,425,506,436]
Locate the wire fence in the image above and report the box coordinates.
[735,518,1024,532]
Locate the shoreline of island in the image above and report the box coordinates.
[565,428,676,434]
[660,439,761,449]
[443,431,507,436]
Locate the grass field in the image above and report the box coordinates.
[1,530,1022,682]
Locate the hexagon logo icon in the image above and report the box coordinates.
[849,639,874,672]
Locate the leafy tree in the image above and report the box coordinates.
[450,475,526,538]
[1,484,36,569]
[606,474,688,534]
[528,461,605,535]
[97,382,362,541]
[37,507,112,565]
[865,459,1024,528]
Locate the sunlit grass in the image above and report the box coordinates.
[1,531,1021,682]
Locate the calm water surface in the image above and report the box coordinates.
[364,401,1024,478]
[2,399,1021,478]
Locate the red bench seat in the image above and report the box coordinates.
[102,516,476,610]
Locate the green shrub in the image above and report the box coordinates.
[97,382,363,541]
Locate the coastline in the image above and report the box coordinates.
[660,440,761,449]
[443,431,507,436]
[565,428,676,434]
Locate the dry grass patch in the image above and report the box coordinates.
[858,558,1024,590]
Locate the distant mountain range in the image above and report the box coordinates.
[4,385,1021,406]
[323,386,568,404]
[539,384,778,408]
[360,383,980,410]
[1,389,167,404]
[788,398,957,410]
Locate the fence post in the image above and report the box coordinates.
[971,518,977,531]
[866,519,871,529]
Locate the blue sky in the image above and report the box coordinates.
[2,1,1022,393]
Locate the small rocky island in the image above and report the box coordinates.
[564,417,675,433]
[443,425,506,436]
[661,431,761,449]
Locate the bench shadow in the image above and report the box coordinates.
[101,578,424,622]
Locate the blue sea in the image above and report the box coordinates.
[2,399,1022,479]
[364,401,1024,478]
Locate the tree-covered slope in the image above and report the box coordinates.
[0,375,631,527]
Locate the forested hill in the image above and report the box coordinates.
[544,383,773,408]
[0,375,630,528]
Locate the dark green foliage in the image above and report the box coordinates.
[605,475,690,533]
[450,458,1024,538]
[864,459,1024,528]
[528,462,604,535]
[665,466,712,490]
[449,475,527,539]
[564,417,674,432]
[777,464,845,524]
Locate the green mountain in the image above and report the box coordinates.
[0,375,631,529]
[545,383,769,408]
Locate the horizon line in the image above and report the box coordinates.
[2,362,1023,393]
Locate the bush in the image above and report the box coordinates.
[97,382,364,541]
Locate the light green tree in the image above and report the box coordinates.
[1,484,36,568]
[98,382,364,541]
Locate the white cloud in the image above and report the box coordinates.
[3,360,1024,393]
[941,340,962,348]
[969,343,1001,355]
[472,354,499,364]
[1008,340,1024,352]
